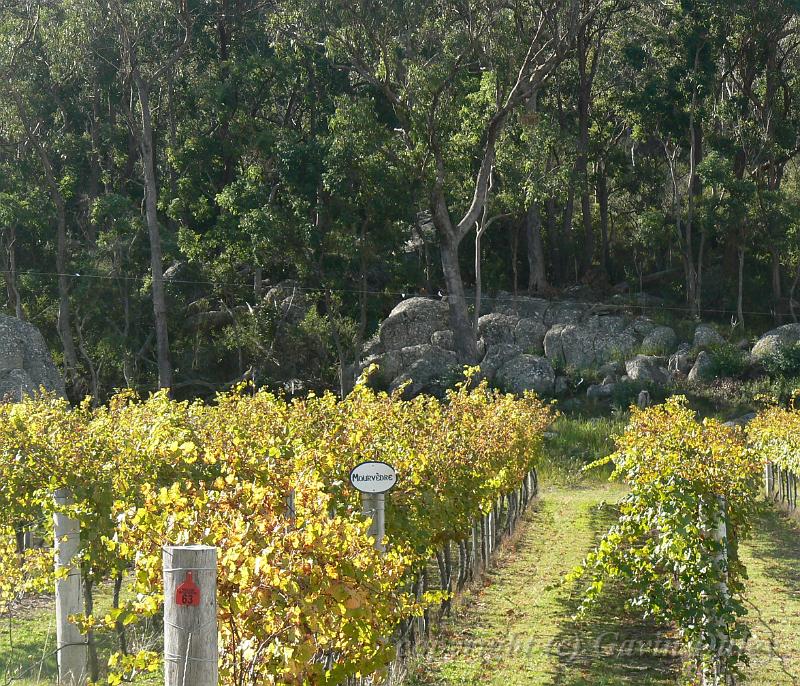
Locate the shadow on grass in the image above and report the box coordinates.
[747,505,800,589]
[547,501,682,686]
[742,505,800,684]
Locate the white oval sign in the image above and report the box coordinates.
[349,461,397,494]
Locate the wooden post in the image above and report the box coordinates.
[765,462,773,499]
[711,496,730,686]
[54,487,88,686]
[163,545,218,686]
[699,497,731,686]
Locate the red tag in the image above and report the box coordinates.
[175,571,201,607]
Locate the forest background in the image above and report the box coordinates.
[2,0,799,400]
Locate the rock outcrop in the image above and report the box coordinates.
[668,343,693,376]
[388,346,460,399]
[688,350,715,382]
[377,297,450,351]
[361,296,686,397]
[625,355,670,385]
[0,315,65,401]
[494,355,555,396]
[543,316,637,370]
[751,323,800,361]
[642,325,678,355]
[694,324,725,349]
[359,294,800,398]
[478,313,518,347]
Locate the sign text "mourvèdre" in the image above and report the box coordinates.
[349,461,397,494]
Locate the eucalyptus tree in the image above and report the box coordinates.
[282,0,601,362]
[105,0,197,390]
[717,0,800,321]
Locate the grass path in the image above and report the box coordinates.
[740,507,800,685]
[405,483,681,686]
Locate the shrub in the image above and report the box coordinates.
[763,341,800,378]
[708,342,749,378]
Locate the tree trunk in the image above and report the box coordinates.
[474,228,483,332]
[253,267,263,299]
[525,202,548,292]
[54,195,81,387]
[770,246,783,322]
[597,159,611,278]
[737,245,745,328]
[11,91,80,382]
[134,74,173,390]
[576,107,593,274]
[576,25,597,275]
[511,223,519,296]
[3,228,23,320]
[439,235,479,363]
[546,195,560,284]
[562,182,576,282]
[686,50,704,318]
[358,219,369,348]
[86,75,103,251]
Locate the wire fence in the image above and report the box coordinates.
[2,268,797,320]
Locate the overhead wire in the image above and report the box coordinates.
[0,268,795,319]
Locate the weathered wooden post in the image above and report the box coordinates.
[54,487,88,686]
[163,545,218,686]
[700,497,731,686]
[349,461,397,552]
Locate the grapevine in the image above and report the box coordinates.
[0,373,553,684]
[571,397,762,684]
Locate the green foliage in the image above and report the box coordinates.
[541,415,624,483]
[0,378,553,684]
[763,342,800,378]
[572,398,763,680]
[3,0,800,402]
[708,342,750,379]
[749,404,800,475]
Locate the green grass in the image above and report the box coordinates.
[0,596,57,685]
[0,581,162,686]
[540,415,625,486]
[739,507,800,684]
[404,481,681,686]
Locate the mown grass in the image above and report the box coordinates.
[739,507,800,684]
[403,482,681,686]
